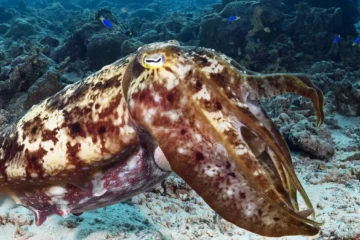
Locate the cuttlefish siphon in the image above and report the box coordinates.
[0,41,324,237]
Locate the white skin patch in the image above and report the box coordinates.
[217,120,232,132]
[92,172,106,197]
[78,197,91,205]
[201,57,224,73]
[66,164,76,170]
[119,125,136,143]
[177,147,188,154]
[194,134,202,142]
[177,64,192,79]
[193,86,211,101]
[208,111,224,120]
[78,138,104,163]
[236,101,247,108]
[30,172,38,178]
[44,110,64,131]
[154,147,171,171]
[153,92,162,103]
[226,188,234,196]
[126,156,138,171]
[5,162,26,178]
[42,142,69,174]
[204,165,219,177]
[155,68,181,90]
[143,108,157,125]
[160,111,181,122]
[47,186,67,196]
[253,170,261,176]
[235,147,248,156]
[60,208,71,217]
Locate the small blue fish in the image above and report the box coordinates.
[228,16,241,22]
[333,35,340,44]
[99,16,112,28]
[352,37,360,46]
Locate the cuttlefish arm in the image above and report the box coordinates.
[241,73,324,215]
[125,42,323,237]
[218,55,324,214]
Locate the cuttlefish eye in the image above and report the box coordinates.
[141,53,166,69]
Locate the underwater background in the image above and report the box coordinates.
[0,0,359,239]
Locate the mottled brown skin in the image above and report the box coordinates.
[0,57,138,187]
[0,41,324,237]
[126,42,324,237]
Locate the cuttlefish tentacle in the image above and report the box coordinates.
[209,53,324,215]
[126,42,322,237]
[246,100,298,211]
[213,54,324,210]
[213,55,299,210]
[194,53,317,218]
[240,73,324,218]
[200,74,318,224]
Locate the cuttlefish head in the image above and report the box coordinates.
[123,41,324,237]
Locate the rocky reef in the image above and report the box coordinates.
[0,0,359,239]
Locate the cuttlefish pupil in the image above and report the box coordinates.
[0,40,324,238]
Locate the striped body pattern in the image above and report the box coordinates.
[0,41,324,237]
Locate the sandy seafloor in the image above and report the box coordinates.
[0,113,359,240]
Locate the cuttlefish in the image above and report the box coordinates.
[0,41,324,237]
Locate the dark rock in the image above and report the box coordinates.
[284,0,358,36]
[0,66,11,81]
[121,39,143,56]
[0,5,12,23]
[0,23,9,34]
[4,19,38,39]
[138,30,159,43]
[130,8,158,21]
[17,0,28,12]
[286,119,335,160]
[24,71,62,110]
[0,54,54,96]
[199,13,225,51]
[40,36,60,48]
[308,61,336,74]
[50,8,120,65]
[5,92,27,117]
[86,32,127,70]
[178,24,199,43]
[51,33,87,63]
